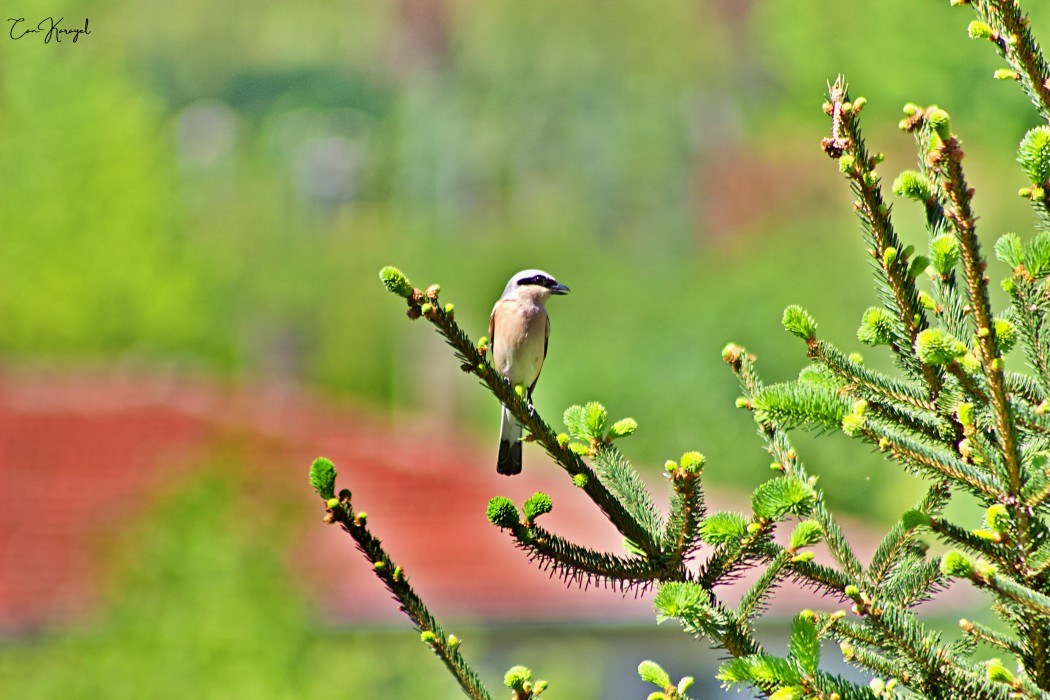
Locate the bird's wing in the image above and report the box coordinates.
[529,314,550,396]
[544,314,550,361]
[488,304,496,359]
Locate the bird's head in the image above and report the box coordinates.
[502,269,570,301]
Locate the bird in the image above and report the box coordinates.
[489,269,570,475]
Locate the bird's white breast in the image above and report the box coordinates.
[492,301,547,387]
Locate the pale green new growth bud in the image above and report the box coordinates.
[610,417,638,439]
[838,154,856,173]
[379,266,414,298]
[373,561,385,571]
[957,402,974,426]
[444,303,454,314]
[986,658,1014,683]
[789,520,823,551]
[856,308,898,348]
[638,660,671,687]
[486,497,520,529]
[902,509,932,529]
[504,666,533,689]
[915,328,966,365]
[556,433,570,447]
[907,255,930,279]
[976,560,999,577]
[1019,126,1050,186]
[994,69,1020,80]
[928,108,952,140]
[893,170,934,201]
[930,234,960,274]
[917,291,937,311]
[309,457,338,501]
[986,504,1010,532]
[326,497,340,509]
[782,305,817,341]
[848,352,864,364]
[883,246,898,266]
[583,402,608,440]
[994,318,1018,353]
[421,630,437,644]
[841,413,865,436]
[665,460,678,472]
[735,397,750,408]
[680,451,706,473]
[447,634,460,649]
[514,384,526,397]
[967,20,994,39]
[959,352,980,373]
[420,302,433,315]
[572,473,588,487]
[523,492,553,521]
[941,550,975,577]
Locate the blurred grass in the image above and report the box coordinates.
[2,0,1047,524]
[5,0,1049,695]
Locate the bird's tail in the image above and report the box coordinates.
[496,405,523,475]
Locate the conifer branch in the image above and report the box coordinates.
[925,514,1017,564]
[654,582,764,661]
[822,78,941,394]
[811,340,937,413]
[868,482,951,586]
[312,466,496,700]
[961,617,1025,656]
[857,420,1006,498]
[957,561,1050,617]
[1008,277,1050,397]
[486,498,680,590]
[969,0,1050,122]
[851,601,1014,700]
[591,445,665,549]
[695,524,772,591]
[735,550,790,622]
[662,460,706,568]
[724,343,864,579]
[755,541,853,596]
[930,125,1025,502]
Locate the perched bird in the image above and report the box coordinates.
[489,269,570,475]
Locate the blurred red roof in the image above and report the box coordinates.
[0,369,974,635]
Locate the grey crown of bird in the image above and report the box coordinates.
[489,269,570,475]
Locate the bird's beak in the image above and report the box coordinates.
[551,283,570,295]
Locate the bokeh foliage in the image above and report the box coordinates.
[3,3,1050,511]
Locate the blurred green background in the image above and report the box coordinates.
[2,0,1047,696]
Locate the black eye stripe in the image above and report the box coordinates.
[516,274,555,287]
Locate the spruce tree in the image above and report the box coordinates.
[310,1,1050,697]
